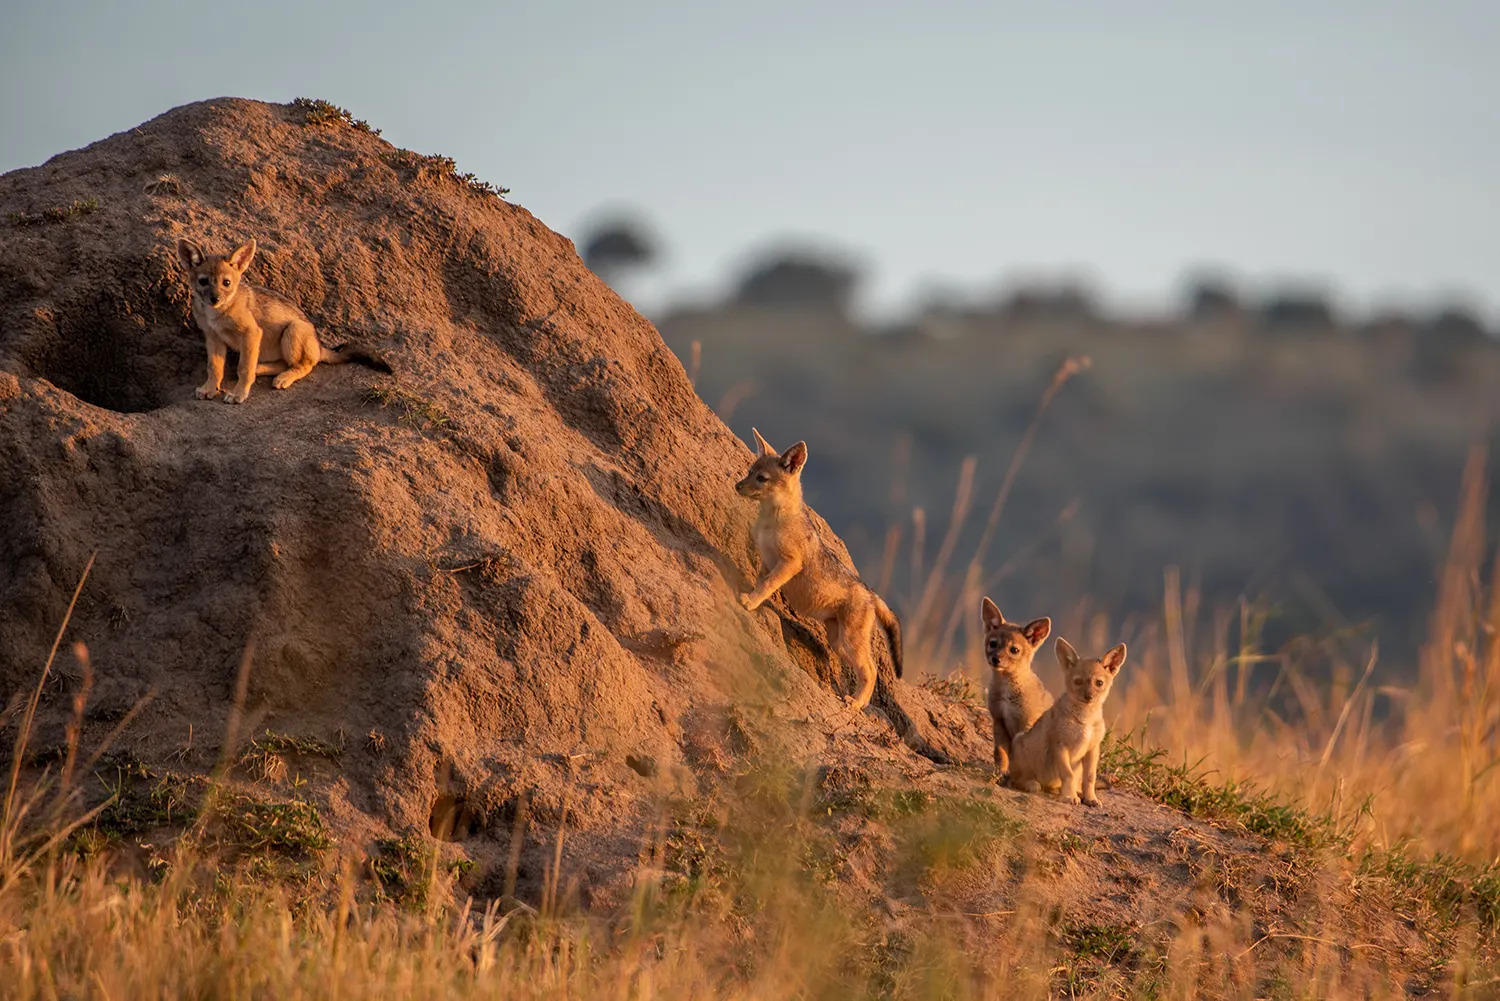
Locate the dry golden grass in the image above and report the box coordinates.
[898,362,1500,868]
[1026,447,1495,866]
[2,852,1456,1000]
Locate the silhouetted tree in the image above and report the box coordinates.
[731,249,862,312]
[579,216,659,284]
[1360,309,1415,335]
[998,281,1099,322]
[1181,271,1241,320]
[1425,307,1488,342]
[1412,304,1491,382]
[1259,288,1336,329]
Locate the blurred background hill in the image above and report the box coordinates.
[582,224,1500,665]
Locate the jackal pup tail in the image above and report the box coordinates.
[874,595,903,678]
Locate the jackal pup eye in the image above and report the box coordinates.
[1009,645,1020,656]
[756,473,768,482]
[221,277,231,287]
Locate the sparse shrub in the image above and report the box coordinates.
[381,149,510,200]
[7,198,99,227]
[291,97,380,135]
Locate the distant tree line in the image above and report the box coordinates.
[575,215,1494,349]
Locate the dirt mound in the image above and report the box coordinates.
[0,98,979,900]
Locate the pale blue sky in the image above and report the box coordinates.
[2,1,1495,320]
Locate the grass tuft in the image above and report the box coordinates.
[1103,728,1345,850]
[1106,728,1500,938]
[920,671,984,704]
[1058,918,1142,966]
[217,794,332,857]
[92,769,198,839]
[367,831,469,910]
[238,730,341,785]
[142,174,184,196]
[1362,844,1500,931]
[362,382,452,429]
[249,730,342,760]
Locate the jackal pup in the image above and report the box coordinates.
[177,236,348,404]
[735,429,902,710]
[1010,637,1126,806]
[980,596,1053,781]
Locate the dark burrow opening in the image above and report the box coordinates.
[429,792,482,842]
[25,315,197,414]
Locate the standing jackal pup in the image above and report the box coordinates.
[177,237,348,404]
[1010,638,1127,806]
[735,429,902,711]
[980,596,1053,782]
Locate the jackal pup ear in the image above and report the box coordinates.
[1054,636,1079,671]
[751,427,775,457]
[1022,617,1051,646]
[1100,643,1127,675]
[177,238,204,270]
[780,441,808,475]
[980,596,1004,630]
[228,237,257,272]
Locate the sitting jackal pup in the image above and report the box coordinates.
[980,596,1053,781]
[1010,637,1127,806]
[736,429,902,710]
[177,237,348,404]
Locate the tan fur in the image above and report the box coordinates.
[176,237,347,404]
[979,596,1053,781]
[735,429,902,710]
[1010,637,1127,807]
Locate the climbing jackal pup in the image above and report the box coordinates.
[980,596,1053,781]
[177,236,348,404]
[1010,637,1126,806]
[735,429,902,710]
